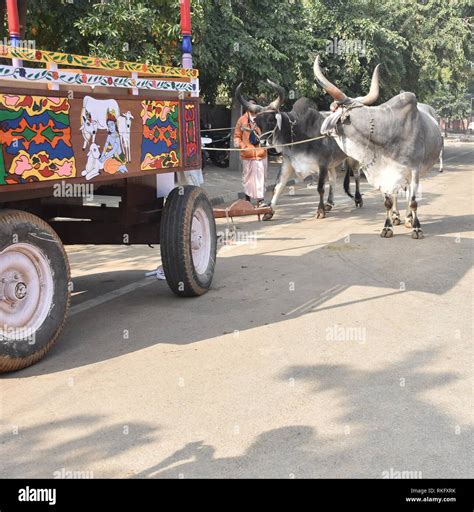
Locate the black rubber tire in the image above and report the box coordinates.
[0,210,70,372]
[160,186,217,297]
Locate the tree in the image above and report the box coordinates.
[74,0,181,65]
[20,0,91,55]
[192,0,311,104]
[0,0,471,120]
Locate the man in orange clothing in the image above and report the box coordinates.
[233,98,268,205]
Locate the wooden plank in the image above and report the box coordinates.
[50,220,161,245]
[0,64,194,93]
[0,44,198,78]
[65,69,192,82]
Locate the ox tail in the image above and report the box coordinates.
[343,164,354,199]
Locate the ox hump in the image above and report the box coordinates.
[385,91,418,113]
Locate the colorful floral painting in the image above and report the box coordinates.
[140,100,181,171]
[0,94,76,185]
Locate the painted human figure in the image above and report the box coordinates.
[100,112,128,175]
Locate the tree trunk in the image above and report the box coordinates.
[18,0,27,39]
[229,95,242,173]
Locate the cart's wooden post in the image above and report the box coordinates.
[47,62,60,91]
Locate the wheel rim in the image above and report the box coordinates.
[0,243,54,340]
[191,207,212,275]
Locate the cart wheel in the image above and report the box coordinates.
[0,210,70,372]
[160,186,217,297]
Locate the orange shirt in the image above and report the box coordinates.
[234,113,267,160]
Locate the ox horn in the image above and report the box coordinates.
[313,55,348,103]
[235,83,263,114]
[355,64,381,105]
[266,79,286,110]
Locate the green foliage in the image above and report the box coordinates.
[74,0,181,65]
[18,0,91,55]
[430,87,471,120]
[0,0,471,119]
[192,0,311,104]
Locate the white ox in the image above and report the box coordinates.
[80,96,121,150]
[314,56,443,239]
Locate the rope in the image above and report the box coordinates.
[203,134,328,152]
[201,127,234,132]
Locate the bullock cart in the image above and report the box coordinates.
[0,45,216,372]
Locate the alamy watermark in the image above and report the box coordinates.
[1,38,36,52]
[53,467,94,479]
[53,181,94,201]
[326,324,366,343]
[326,37,366,57]
[0,324,35,344]
[382,467,422,479]
[217,229,258,248]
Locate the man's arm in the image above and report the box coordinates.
[234,118,244,148]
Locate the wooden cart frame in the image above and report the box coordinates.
[0,44,217,372]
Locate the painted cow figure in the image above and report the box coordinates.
[314,56,443,239]
[80,96,121,150]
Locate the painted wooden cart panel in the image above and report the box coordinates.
[0,92,201,191]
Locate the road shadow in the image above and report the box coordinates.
[6,207,471,378]
[132,348,471,478]
[0,414,159,478]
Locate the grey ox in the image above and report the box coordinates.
[235,71,382,221]
[314,56,444,239]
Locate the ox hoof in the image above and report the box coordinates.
[324,202,334,212]
[262,211,274,221]
[355,199,363,208]
[316,209,326,219]
[392,216,401,226]
[412,229,424,239]
[380,228,393,238]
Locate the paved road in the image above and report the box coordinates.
[1,143,472,479]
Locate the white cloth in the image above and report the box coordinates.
[242,157,267,199]
[146,266,166,280]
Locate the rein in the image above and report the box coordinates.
[204,108,328,152]
[204,133,328,152]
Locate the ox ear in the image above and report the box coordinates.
[275,113,282,131]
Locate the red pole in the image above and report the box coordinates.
[179,0,192,68]
[6,0,21,40]
[6,0,22,67]
[180,0,192,35]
